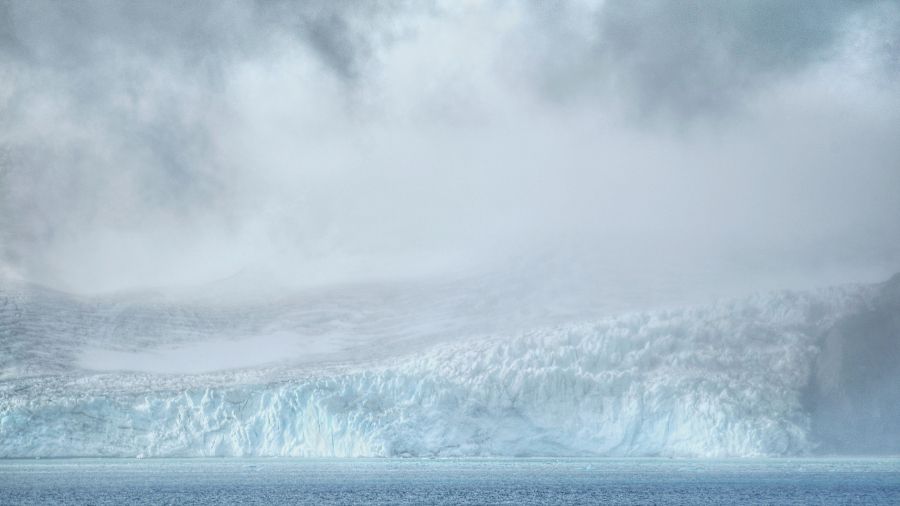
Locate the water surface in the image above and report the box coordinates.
[1,458,898,505]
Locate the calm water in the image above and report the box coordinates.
[1,458,899,505]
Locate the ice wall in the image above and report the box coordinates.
[2,275,896,458]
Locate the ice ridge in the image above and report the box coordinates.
[1,276,898,457]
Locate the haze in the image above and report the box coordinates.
[2,0,899,300]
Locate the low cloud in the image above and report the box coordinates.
[1,1,898,296]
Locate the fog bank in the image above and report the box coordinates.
[2,1,899,297]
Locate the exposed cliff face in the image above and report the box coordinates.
[0,275,897,458]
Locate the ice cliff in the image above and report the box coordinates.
[1,274,898,457]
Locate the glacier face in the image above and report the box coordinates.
[1,275,899,458]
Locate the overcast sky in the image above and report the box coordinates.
[1,0,899,296]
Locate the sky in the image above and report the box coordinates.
[1,0,899,297]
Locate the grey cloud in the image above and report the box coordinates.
[1,1,899,295]
[256,0,393,81]
[0,1,402,283]
[529,0,896,118]
[0,0,389,80]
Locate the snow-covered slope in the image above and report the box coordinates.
[1,274,898,457]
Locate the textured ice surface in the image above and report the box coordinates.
[1,274,899,458]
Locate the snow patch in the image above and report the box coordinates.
[76,332,341,374]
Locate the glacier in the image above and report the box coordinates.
[1,273,899,458]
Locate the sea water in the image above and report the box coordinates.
[1,458,898,505]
